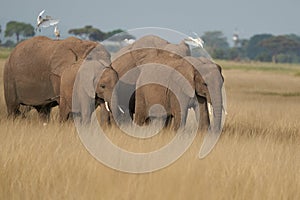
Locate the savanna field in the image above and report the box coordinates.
[0,48,300,199]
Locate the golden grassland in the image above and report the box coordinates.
[0,58,300,200]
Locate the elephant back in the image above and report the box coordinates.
[163,41,191,57]
[5,36,55,77]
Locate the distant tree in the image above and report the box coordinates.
[201,31,229,59]
[68,25,106,41]
[2,40,15,47]
[5,21,35,43]
[246,34,273,61]
[260,35,300,63]
[105,30,135,41]
[285,34,300,43]
[104,29,125,40]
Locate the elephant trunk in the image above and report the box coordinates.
[199,77,226,158]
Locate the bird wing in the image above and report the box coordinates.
[49,19,59,26]
[37,9,45,23]
[38,9,45,17]
[39,19,59,28]
[183,39,196,46]
[184,38,203,48]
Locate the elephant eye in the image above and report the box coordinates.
[100,84,106,89]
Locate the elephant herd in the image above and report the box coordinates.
[3,35,226,133]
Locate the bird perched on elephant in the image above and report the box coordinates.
[4,36,118,125]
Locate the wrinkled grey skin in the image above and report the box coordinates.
[134,63,197,130]
[4,36,117,125]
[3,36,97,121]
[68,60,118,125]
[111,35,191,123]
[184,57,225,133]
[134,55,223,131]
[60,45,119,126]
[112,35,225,133]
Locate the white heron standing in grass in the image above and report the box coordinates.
[36,9,59,32]
[184,32,204,48]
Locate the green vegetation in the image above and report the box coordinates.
[4,21,35,43]
[203,32,300,63]
[1,20,300,63]
[68,25,124,41]
[0,47,12,59]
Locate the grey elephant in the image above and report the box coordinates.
[135,54,225,131]
[111,35,191,122]
[112,35,225,132]
[4,36,118,125]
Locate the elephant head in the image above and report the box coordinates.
[71,59,119,124]
[184,56,226,158]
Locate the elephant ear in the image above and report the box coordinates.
[85,43,111,67]
[169,58,195,98]
[50,37,97,76]
[79,60,105,98]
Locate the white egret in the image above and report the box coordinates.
[36,9,59,32]
[184,32,204,48]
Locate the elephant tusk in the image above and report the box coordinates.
[105,102,111,112]
[118,106,125,114]
[207,102,214,125]
[223,106,228,115]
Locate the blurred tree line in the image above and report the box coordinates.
[68,25,124,41]
[202,31,300,63]
[1,20,300,63]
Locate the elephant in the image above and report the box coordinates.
[3,36,117,124]
[112,35,225,132]
[60,57,119,125]
[111,35,191,122]
[134,55,224,131]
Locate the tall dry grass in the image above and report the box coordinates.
[0,59,300,200]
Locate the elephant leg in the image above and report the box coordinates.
[7,103,21,118]
[164,115,173,128]
[134,92,147,126]
[59,97,70,122]
[4,82,21,118]
[173,108,188,131]
[172,114,181,131]
[34,105,52,122]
